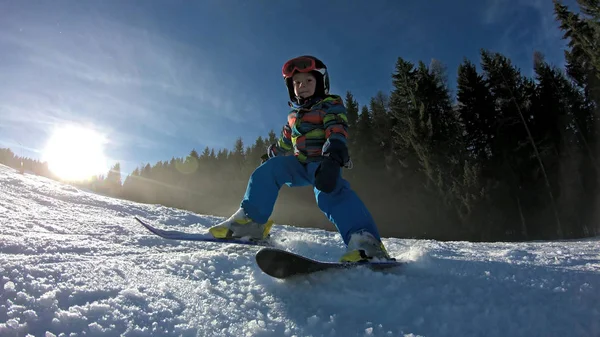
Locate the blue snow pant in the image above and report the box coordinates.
[240,155,381,245]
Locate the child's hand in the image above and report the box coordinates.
[260,144,278,165]
[315,157,341,193]
[321,139,349,166]
[260,153,269,164]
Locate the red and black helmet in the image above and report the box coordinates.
[282,55,330,102]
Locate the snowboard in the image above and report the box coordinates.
[255,247,405,279]
[134,216,272,247]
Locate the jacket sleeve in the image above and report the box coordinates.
[269,124,293,157]
[322,96,349,144]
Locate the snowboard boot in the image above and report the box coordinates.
[340,230,393,262]
[208,208,273,241]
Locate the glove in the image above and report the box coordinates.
[261,144,278,164]
[321,138,349,166]
[314,139,349,193]
[315,157,341,193]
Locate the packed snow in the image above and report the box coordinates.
[0,163,599,337]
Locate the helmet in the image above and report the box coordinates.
[282,55,329,102]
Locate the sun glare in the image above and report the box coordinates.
[42,125,109,181]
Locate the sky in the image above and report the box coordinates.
[0,0,579,178]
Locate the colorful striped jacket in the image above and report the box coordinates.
[271,95,349,163]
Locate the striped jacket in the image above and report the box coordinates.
[272,95,349,163]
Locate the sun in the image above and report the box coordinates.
[42,125,109,181]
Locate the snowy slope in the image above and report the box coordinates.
[1,163,599,337]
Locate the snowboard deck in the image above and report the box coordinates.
[134,216,272,246]
[255,247,405,279]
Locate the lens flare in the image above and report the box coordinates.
[42,125,109,181]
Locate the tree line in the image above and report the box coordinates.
[2,0,598,241]
[0,148,51,176]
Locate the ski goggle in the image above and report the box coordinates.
[282,57,320,79]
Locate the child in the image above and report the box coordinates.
[209,55,392,262]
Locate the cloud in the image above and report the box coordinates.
[482,0,510,25]
[0,9,254,164]
[481,0,569,71]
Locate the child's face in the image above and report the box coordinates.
[292,72,316,98]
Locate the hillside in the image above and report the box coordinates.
[0,164,598,337]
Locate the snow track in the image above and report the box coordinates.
[1,164,598,337]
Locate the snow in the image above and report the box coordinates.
[0,163,599,337]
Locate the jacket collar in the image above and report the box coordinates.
[289,95,324,110]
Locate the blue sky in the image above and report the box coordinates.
[0,0,577,177]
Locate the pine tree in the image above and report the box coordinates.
[344,91,360,160]
[105,162,122,196]
[481,49,565,238]
[231,137,245,174]
[354,105,379,166]
[390,57,469,237]
[456,58,496,163]
[243,136,266,175]
[554,0,600,237]
[344,91,360,131]
[267,130,278,146]
[178,149,200,175]
[554,0,600,105]
[369,91,390,169]
[555,0,599,162]
[0,148,15,167]
[141,163,152,178]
